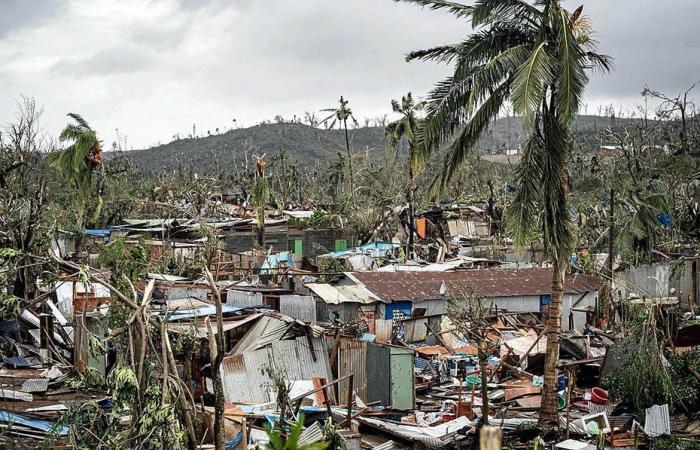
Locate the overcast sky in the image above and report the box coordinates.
[1,0,699,149]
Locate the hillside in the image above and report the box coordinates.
[121,115,634,172]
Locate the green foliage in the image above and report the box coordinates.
[0,294,23,320]
[109,364,139,408]
[264,414,329,450]
[47,113,101,199]
[171,327,199,357]
[318,257,346,282]
[65,367,107,393]
[98,238,150,281]
[651,435,700,450]
[601,333,699,416]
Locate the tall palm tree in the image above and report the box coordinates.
[385,92,427,257]
[397,0,611,429]
[321,97,358,199]
[48,113,104,225]
[251,154,269,249]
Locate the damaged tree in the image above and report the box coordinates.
[205,268,226,450]
[398,0,611,430]
[385,92,427,258]
[447,293,495,426]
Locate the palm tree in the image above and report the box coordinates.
[385,92,428,257]
[321,96,358,199]
[251,154,269,249]
[397,0,611,429]
[48,113,104,225]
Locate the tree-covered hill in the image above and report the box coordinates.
[120,115,637,172]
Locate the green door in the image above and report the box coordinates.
[389,347,415,410]
[291,239,303,256]
[334,239,348,252]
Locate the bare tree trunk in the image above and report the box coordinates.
[205,269,226,450]
[478,345,489,425]
[539,261,564,429]
[344,119,354,199]
[406,168,415,258]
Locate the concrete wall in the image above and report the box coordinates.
[616,263,671,300]
[224,228,355,261]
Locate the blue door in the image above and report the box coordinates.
[386,301,412,319]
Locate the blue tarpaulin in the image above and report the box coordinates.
[260,251,294,274]
[324,242,400,259]
[0,411,69,436]
[83,228,112,238]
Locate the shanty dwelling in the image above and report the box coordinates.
[297,274,385,331]
[351,268,602,332]
[334,337,415,410]
[226,288,321,324]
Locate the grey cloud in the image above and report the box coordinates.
[0,0,62,38]
[50,46,154,77]
[1,0,699,148]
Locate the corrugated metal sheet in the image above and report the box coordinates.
[337,338,368,403]
[231,316,290,354]
[353,269,601,302]
[168,286,209,301]
[280,295,317,323]
[221,335,333,404]
[168,313,261,338]
[220,352,272,404]
[227,290,264,308]
[645,404,670,437]
[298,422,324,445]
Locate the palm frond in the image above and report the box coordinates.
[471,0,542,28]
[512,41,554,121]
[430,81,509,194]
[421,43,528,154]
[66,113,91,130]
[506,122,546,250]
[453,23,535,75]
[540,110,574,260]
[586,51,614,74]
[406,45,461,63]
[394,0,473,18]
[553,5,587,124]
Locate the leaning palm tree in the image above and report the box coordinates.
[321,97,358,199]
[48,113,104,225]
[385,92,428,257]
[397,0,611,429]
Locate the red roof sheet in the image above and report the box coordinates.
[352,268,601,302]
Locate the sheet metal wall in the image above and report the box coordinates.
[337,339,415,409]
[227,290,264,308]
[279,295,317,323]
[402,315,443,343]
[221,335,332,404]
[167,286,209,301]
[337,339,368,402]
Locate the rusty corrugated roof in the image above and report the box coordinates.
[352,268,601,302]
